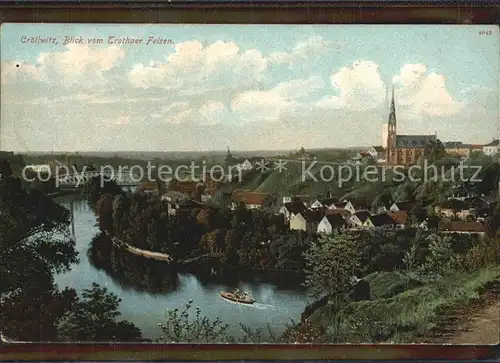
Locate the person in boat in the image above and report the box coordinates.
[232,288,241,298]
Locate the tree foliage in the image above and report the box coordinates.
[57,282,143,342]
[303,233,361,302]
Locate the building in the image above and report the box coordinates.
[438,221,486,236]
[317,214,347,234]
[325,208,351,219]
[385,86,441,166]
[283,195,314,207]
[290,210,322,233]
[364,213,399,229]
[367,146,386,162]
[387,211,409,228]
[231,190,270,210]
[483,139,499,156]
[311,197,339,210]
[389,201,414,212]
[279,201,308,222]
[344,199,369,214]
[348,211,371,228]
[444,142,483,158]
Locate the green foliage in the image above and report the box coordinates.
[157,300,229,343]
[419,234,458,278]
[57,282,143,342]
[303,233,361,303]
[0,175,79,341]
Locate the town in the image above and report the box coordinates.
[2,23,499,346]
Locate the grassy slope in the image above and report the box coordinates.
[307,265,500,343]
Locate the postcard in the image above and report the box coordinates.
[0,23,499,345]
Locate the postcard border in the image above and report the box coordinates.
[0,1,499,361]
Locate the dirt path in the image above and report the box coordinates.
[425,280,500,344]
[448,299,499,344]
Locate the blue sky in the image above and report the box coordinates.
[1,23,498,151]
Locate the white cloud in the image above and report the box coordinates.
[231,77,324,122]
[199,100,227,125]
[393,63,463,117]
[2,44,125,89]
[317,60,385,111]
[270,35,342,66]
[166,100,228,125]
[128,40,268,93]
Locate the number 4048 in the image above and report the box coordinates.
[479,30,492,35]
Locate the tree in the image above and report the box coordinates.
[420,234,457,278]
[484,215,499,238]
[96,194,115,235]
[57,283,143,342]
[303,233,360,302]
[0,175,79,341]
[0,159,13,178]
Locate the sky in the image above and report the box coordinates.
[1,23,498,152]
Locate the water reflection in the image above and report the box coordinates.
[55,196,310,340]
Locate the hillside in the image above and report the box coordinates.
[214,154,499,210]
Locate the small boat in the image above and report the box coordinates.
[220,291,255,304]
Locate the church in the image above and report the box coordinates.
[375,86,441,166]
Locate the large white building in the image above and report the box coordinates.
[483,139,499,156]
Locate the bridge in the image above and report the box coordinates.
[55,171,142,187]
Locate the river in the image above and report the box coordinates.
[54,196,310,340]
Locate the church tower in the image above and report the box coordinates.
[224,146,234,167]
[386,85,397,165]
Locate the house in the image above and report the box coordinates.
[483,139,499,156]
[283,195,314,207]
[279,201,308,222]
[231,190,270,210]
[368,146,386,161]
[290,210,322,233]
[317,214,347,234]
[320,197,339,209]
[345,199,369,214]
[388,211,409,228]
[389,201,414,212]
[162,190,188,204]
[170,180,198,196]
[348,211,371,228]
[325,208,351,219]
[239,159,253,170]
[310,199,323,209]
[444,142,473,158]
[439,221,486,236]
[364,213,399,229]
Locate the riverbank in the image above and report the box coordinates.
[109,235,173,262]
[48,189,81,198]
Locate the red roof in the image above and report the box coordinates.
[388,211,409,225]
[232,190,269,206]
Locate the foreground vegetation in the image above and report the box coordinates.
[156,232,499,343]
[0,161,145,341]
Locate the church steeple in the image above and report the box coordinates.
[386,85,397,165]
[224,146,234,166]
[388,85,396,127]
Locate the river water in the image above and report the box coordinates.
[54,196,310,340]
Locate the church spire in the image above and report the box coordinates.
[388,85,396,126]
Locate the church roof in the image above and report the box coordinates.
[485,139,499,147]
[395,135,437,148]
